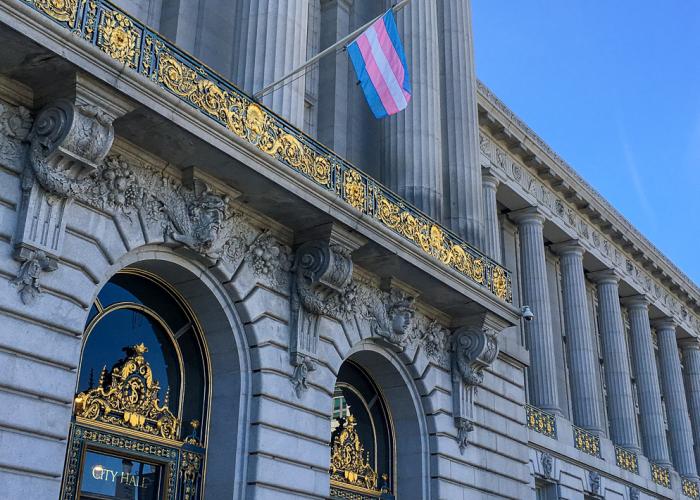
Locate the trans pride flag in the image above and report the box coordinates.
[347,10,411,119]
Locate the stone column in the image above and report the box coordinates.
[437,0,484,246]
[552,241,603,433]
[381,0,443,220]
[510,208,559,413]
[589,270,640,451]
[481,167,501,261]
[624,296,671,466]
[655,320,698,478]
[682,340,700,472]
[232,0,309,126]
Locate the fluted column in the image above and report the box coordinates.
[381,0,443,219]
[624,296,671,466]
[552,241,603,432]
[510,208,559,413]
[437,0,483,246]
[656,320,698,478]
[682,340,700,472]
[481,168,501,261]
[232,0,309,126]
[589,270,640,451]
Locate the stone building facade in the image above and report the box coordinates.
[0,1,698,499]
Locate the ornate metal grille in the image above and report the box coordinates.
[614,446,638,474]
[573,426,600,458]
[651,463,671,488]
[526,404,557,439]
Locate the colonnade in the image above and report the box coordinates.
[482,177,699,481]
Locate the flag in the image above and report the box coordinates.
[347,10,411,119]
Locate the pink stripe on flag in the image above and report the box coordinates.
[355,33,400,115]
[372,18,411,102]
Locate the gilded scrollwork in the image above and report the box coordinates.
[74,343,180,440]
[343,169,366,212]
[30,0,79,27]
[98,10,140,67]
[330,412,379,494]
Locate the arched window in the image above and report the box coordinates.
[62,270,209,500]
[330,361,395,500]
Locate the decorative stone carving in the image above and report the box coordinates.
[418,319,450,367]
[451,322,500,453]
[366,288,415,350]
[541,452,553,479]
[10,248,57,304]
[0,102,31,163]
[588,471,601,495]
[288,226,363,397]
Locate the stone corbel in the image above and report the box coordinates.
[12,75,132,303]
[289,223,366,397]
[451,311,507,453]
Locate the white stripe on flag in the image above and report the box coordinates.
[365,25,408,111]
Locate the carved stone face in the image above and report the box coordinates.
[391,309,412,336]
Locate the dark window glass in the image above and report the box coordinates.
[79,307,181,415]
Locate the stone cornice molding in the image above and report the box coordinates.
[477,80,700,328]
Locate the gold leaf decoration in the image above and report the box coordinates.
[98,10,140,67]
[74,343,180,440]
[32,0,78,27]
[343,170,366,212]
[330,413,379,494]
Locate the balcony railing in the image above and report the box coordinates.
[525,404,557,439]
[614,446,639,474]
[18,0,513,305]
[573,426,601,458]
[651,463,671,488]
[683,478,700,499]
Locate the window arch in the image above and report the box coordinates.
[62,269,210,500]
[330,361,395,500]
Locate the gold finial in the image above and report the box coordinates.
[133,343,148,355]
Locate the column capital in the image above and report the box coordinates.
[481,166,500,188]
[588,269,621,285]
[652,318,678,332]
[509,206,544,226]
[621,294,650,310]
[679,337,700,352]
[551,239,585,257]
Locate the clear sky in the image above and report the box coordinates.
[472,1,700,286]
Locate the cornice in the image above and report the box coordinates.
[476,80,700,328]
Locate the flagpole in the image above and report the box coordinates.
[253,0,412,101]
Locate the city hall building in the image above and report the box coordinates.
[0,1,699,499]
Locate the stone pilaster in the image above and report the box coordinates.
[437,0,483,246]
[682,339,700,472]
[589,270,640,451]
[380,0,443,219]
[655,320,698,478]
[510,208,559,413]
[623,296,671,466]
[481,167,501,261]
[552,241,603,433]
[232,0,309,126]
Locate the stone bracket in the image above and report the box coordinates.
[289,223,365,397]
[11,74,132,304]
[451,311,506,453]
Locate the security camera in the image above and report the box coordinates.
[520,305,535,322]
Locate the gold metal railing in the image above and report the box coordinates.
[525,404,557,439]
[614,446,638,474]
[17,0,513,304]
[683,477,700,499]
[651,463,671,489]
[573,425,600,458]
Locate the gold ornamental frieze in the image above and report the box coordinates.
[73,343,180,440]
[21,0,513,304]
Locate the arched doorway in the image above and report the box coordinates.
[330,361,395,500]
[61,269,209,500]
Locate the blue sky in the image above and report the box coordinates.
[472,1,700,286]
